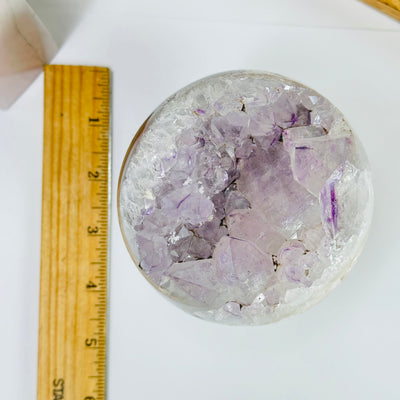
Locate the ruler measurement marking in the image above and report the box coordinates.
[38,66,110,400]
[64,65,73,394]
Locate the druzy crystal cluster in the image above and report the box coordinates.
[119,71,373,325]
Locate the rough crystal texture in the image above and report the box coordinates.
[119,71,373,325]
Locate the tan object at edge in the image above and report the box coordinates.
[359,0,400,21]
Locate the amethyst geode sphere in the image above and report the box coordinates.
[118,71,373,325]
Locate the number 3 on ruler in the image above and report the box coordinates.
[87,226,99,234]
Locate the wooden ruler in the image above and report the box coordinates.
[359,0,400,21]
[37,65,110,400]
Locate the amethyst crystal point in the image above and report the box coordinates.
[118,71,373,325]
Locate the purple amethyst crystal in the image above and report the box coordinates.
[119,71,373,325]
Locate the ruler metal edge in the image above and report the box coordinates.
[37,65,111,400]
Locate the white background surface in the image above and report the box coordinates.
[1,0,400,399]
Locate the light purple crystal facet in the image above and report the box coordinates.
[119,71,373,325]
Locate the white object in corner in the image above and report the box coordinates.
[0,0,57,109]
